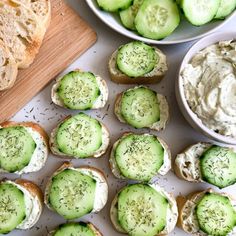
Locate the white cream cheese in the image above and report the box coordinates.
[51,74,108,110]
[6,181,42,230]
[175,142,212,182]
[44,166,108,214]
[50,122,109,158]
[115,89,169,131]
[109,133,171,179]
[181,40,236,138]
[109,48,168,78]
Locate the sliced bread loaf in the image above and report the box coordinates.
[0,40,18,91]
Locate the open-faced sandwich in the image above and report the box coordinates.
[51,70,108,110]
[109,41,168,84]
[45,162,108,220]
[110,132,171,181]
[0,121,49,174]
[114,86,169,130]
[110,183,178,236]
[0,179,43,234]
[48,222,103,236]
[50,113,110,159]
[174,142,236,188]
[177,189,236,236]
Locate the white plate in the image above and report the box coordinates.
[86,0,236,44]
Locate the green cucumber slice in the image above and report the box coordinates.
[134,0,180,40]
[182,0,221,25]
[196,192,236,236]
[117,184,168,236]
[48,169,96,220]
[114,134,164,181]
[53,222,95,236]
[120,86,160,128]
[119,0,144,30]
[116,41,158,77]
[0,126,36,172]
[56,71,100,110]
[200,146,236,188]
[0,183,26,234]
[56,113,102,158]
[96,0,133,12]
[215,0,236,19]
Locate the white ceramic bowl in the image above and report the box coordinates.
[86,0,236,44]
[176,31,236,145]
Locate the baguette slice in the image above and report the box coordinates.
[109,47,168,84]
[48,222,103,236]
[177,189,236,235]
[0,0,45,68]
[0,41,18,91]
[0,121,49,174]
[110,183,178,235]
[0,179,43,231]
[49,114,110,159]
[44,162,108,218]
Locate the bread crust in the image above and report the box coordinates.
[0,120,49,148]
[49,115,110,159]
[109,47,168,84]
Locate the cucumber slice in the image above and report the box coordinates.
[0,126,36,172]
[182,0,221,25]
[200,146,236,188]
[56,71,100,110]
[96,0,133,12]
[120,86,160,128]
[118,184,168,236]
[196,193,236,236]
[119,0,144,30]
[114,134,164,181]
[48,169,96,220]
[53,222,95,236]
[0,183,26,234]
[215,0,236,19]
[135,0,180,40]
[56,113,102,158]
[116,41,158,77]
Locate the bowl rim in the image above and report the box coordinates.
[177,31,236,145]
[85,0,236,45]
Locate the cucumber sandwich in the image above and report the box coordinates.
[175,143,236,188]
[52,70,108,110]
[109,41,168,84]
[0,121,48,174]
[177,189,236,236]
[48,222,102,236]
[115,86,169,130]
[110,183,178,235]
[45,162,108,220]
[50,113,110,159]
[110,133,171,181]
[0,179,43,234]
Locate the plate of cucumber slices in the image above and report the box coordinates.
[86,0,236,44]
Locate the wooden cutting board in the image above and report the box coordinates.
[0,0,97,122]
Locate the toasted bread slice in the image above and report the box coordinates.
[0,40,18,91]
[109,47,168,84]
[0,0,45,68]
[177,189,236,235]
[0,121,49,174]
[0,179,43,230]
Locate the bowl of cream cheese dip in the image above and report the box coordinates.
[176,32,236,145]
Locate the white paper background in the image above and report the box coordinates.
[3,1,236,235]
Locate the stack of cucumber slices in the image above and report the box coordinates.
[96,0,236,40]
